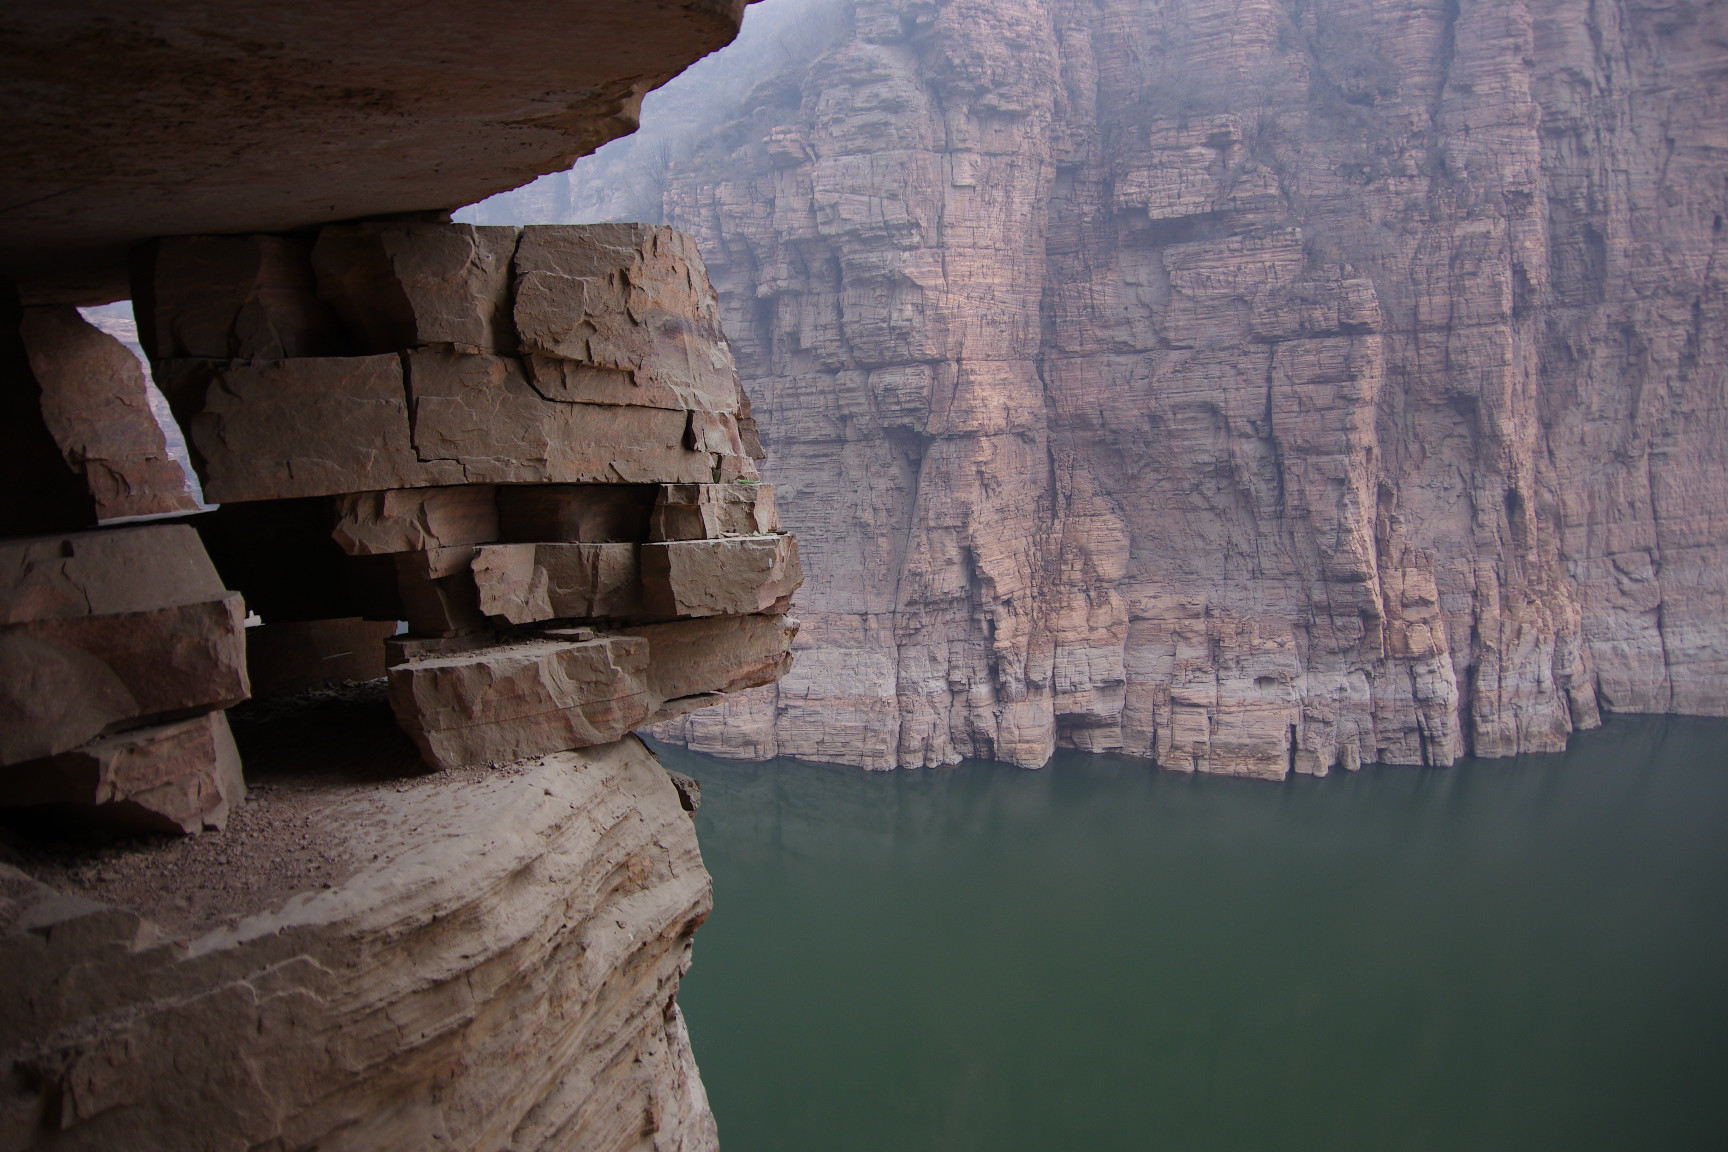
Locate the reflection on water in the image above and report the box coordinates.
[653,715,1728,1152]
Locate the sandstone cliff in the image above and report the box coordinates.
[641,0,1727,776]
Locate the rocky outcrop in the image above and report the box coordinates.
[0,1,752,302]
[0,732,717,1151]
[649,0,1727,776]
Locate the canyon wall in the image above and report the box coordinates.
[648,0,1728,776]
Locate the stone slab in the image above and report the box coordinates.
[0,593,250,764]
[406,350,731,484]
[0,710,245,834]
[133,234,350,361]
[621,613,799,704]
[649,482,780,540]
[472,543,643,624]
[387,635,654,768]
[331,486,500,555]
[313,222,518,354]
[496,483,656,543]
[640,535,802,618]
[246,617,398,698]
[174,354,455,501]
[513,224,739,414]
[20,306,197,520]
[0,524,227,624]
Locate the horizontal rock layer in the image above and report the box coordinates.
[0,734,717,1151]
[646,0,1728,775]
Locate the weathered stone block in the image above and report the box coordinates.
[19,306,197,520]
[650,482,780,540]
[246,617,398,698]
[513,224,738,414]
[1,524,226,624]
[496,483,656,542]
[640,535,802,618]
[0,710,244,834]
[394,548,486,636]
[387,635,654,768]
[622,613,799,704]
[472,542,642,624]
[132,234,349,361]
[172,354,453,501]
[312,222,518,354]
[0,594,250,764]
[406,350,729,483]
[331,485,499,555]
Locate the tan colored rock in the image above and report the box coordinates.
[132,234,349,360]
[405,349,739,484]
[647,0,1728,773]
[331,485,500,555]
[18,306,197,520]
[312,222,519,354]
[0,736,716,1151]
[0,523,226,624]
[394,548,486,637]
[622,613,799,705]
[388,635,654,768]
[496,483,657,542]
[651,482,781,540]
[0,595,249,765]
[384,629,496,668]
[514,224,739,414]
[472,542,643,624]
[641,535,802,618]
[0,710,244,833]
[245,617,398,698]
[172,353,450,501]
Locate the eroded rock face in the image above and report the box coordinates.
[0,735,717,1151]
[650,0,1727,775]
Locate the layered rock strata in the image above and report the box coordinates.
[0,524,249,832]
[0,732,717,1151]
[137,221,801,772]
[649,0,1728,776]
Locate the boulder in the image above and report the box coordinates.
[18,306,197,520]
[472,542,643,624]
[650,482,780,540]
[387,635,654,768]
[246,617,399,698]
[496,483,656,543]
[132,234,349,361]
[405,350,733,484]
[331,485,500,555]
[640,535,802,618]
[513,224,739,414]
[0,710,244,833]
[312,222,518,354]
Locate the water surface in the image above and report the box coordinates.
[655,716,1728,1151]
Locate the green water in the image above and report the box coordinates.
[652,715,1728,1151]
